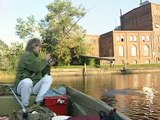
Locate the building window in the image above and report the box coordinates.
[146,60,150,63]
[131,45,137,56]
[144,45,149,56]
[141,35,150,42]
[117,35,124,42]
[130,35,137,42]
[133,36,137,41]
[146,35,150,42]
[120,36,124,42]
[130,36,133,41]
[116,36,120,42]
[118,46,124,56]
[142,36,145,42]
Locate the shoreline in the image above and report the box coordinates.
[1,67,160,78]
[51,68,160,77]
[0,68,160,83]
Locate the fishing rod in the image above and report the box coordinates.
[42,5,94,50]
[59,13,86,42]
[0,84,28,118]
[41,6,95,75]
[59,6,93,42]
[10,87,27,114]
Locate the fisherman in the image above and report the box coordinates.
[14,38,56,108]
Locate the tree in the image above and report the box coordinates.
[0,40,9,70]
[6,42,24,71]
[15,0,87,65]
[16,15,39,40]
[0,40,24,71]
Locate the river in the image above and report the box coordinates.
[53,73,160,120]
[1,72,160,120]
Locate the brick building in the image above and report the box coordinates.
[99,1,160,65]
[121,2,160,31]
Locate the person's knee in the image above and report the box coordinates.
[23,78,33,87]
[17,78,33,95]
[43,75,53,83]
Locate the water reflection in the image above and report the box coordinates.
[1,73,160,119]
[99,74,160,120]
[53,73,160,120]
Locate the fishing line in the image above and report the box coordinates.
[59,5,95,42]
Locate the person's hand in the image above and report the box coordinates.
[45,53,51,61]
[48,58,57,66]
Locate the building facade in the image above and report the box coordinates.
[121,2,160,31]
[99,30,160,64]
[99,1,160,65]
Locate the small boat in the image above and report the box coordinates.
[120,68,132,74]
[0,85,130,120]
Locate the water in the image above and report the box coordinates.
[1,72,160,119]
[53,73,160,120]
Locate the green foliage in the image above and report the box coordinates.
[0,39,8,48]
[90,59,96,66]
[6,42,24,71]
[15,0,88,65]
[0,40,9,70]
[40,0,87,65]
[86,58,95,66]
[16,15,39,39]
[80,57,96,66]
[0,41,24,71]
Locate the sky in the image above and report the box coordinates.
[0,0,160,45]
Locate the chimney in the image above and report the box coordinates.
[140,0,143,6]
[120,9,122,16]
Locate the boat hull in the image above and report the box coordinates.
[0,85,130,120]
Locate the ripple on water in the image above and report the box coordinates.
[103,87,160,120]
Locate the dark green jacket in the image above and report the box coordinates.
[15,51,48,87]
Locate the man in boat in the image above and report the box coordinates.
[14,38,56,108]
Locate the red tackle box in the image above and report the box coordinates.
[44,95,70,115]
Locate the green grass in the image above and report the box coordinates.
[53,63,160,70]
[122,64,160,69]
[53,65,96,69]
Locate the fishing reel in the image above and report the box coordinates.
[48,55,58,66]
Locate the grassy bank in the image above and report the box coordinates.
[53,63,160,70]
[1,63,160,82]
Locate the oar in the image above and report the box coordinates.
[10,87,27,118]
